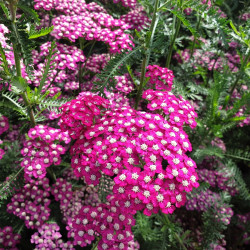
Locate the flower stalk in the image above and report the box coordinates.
[134,0,160,110]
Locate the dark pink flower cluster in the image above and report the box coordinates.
[34,0,106,15]
[70,104,198,215]
[241,13,250,21]
[52,178,85,224]
[104,90,131,109]
[143,89,198,128]
[69,201,137,249]
[51,13,134,53]
[0,226,21,249]
[59,92,109,139]
[145,65,174,91]
[31,223,75,249]
[7,178,51,229]
[64,81,79,91]
[0,115,9,135]
[113,0,137,8]
[40,42,85,71]
[21,125,70,179]
[114,74,134,94]
[85,54,110,74]
[120,6,150,31]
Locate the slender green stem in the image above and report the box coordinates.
[134,0,160,109]
[190,16,201,58]
[91,238,100,250]
[166,0,183,68]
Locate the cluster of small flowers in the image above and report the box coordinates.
[59,92,109,139]
[20,125,70,179]
[197,168,238,196]
[104,90,131,109]
[120,6,150,31]
[145,65,174,91]
[85,53,110,74]
[186,189,234,225]
[69,103,198,215]
[143,89,197,128]
[0,226,21,249]
[69,199,138,249]
[51,13,134,53]
[114,74,134,94]
[113,0,137,8]
[40,42,85,71]
[174,49,239,72]
[64,81,79,91]
[31,223,75,250]
[186,189,220,211]
[52,178,85,224]
[0,115,9,135]
[35,0,107,15]
[7,178,51,229]
[241,13,250,21]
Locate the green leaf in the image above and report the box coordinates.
[11,76,28,92]
[29,26,54,39]
[0,2,10,20]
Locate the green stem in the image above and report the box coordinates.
[134,0,160,110]
[190,17,201,58]
[166,0,183,68]
[91,238,100,250]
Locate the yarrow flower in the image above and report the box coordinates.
[59,92,109,139]
[0,226,21,249]
[7,178,51,229]
[31,223,74,249]
[0,114,9,135]
[21,125,70,179]
[145,65,174,91]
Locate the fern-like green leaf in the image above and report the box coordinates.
[38,41,57,93]
[94,46,142,93]
[29,26,54,39]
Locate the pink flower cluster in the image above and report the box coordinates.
[52,178,85,224]
[197,167,238,196]
[85,54,110,74]
[51,13,134,53]
[31,223,75,249]
[186,189,234,225]
[69,101,198,215]
[0,115,9,135]
[20,125,70,179]
[113,0,137,8]
[104,90,131,109]
[143,89,198,128]
[174,49,239,72]
[120,6,150,31]
[145,65,174,91]
[59,92,109,139]
[69,201,137,249]
[7,178,51,229]
[40,42,85,70]
[114,74,134,94]
[0,226,21,249]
